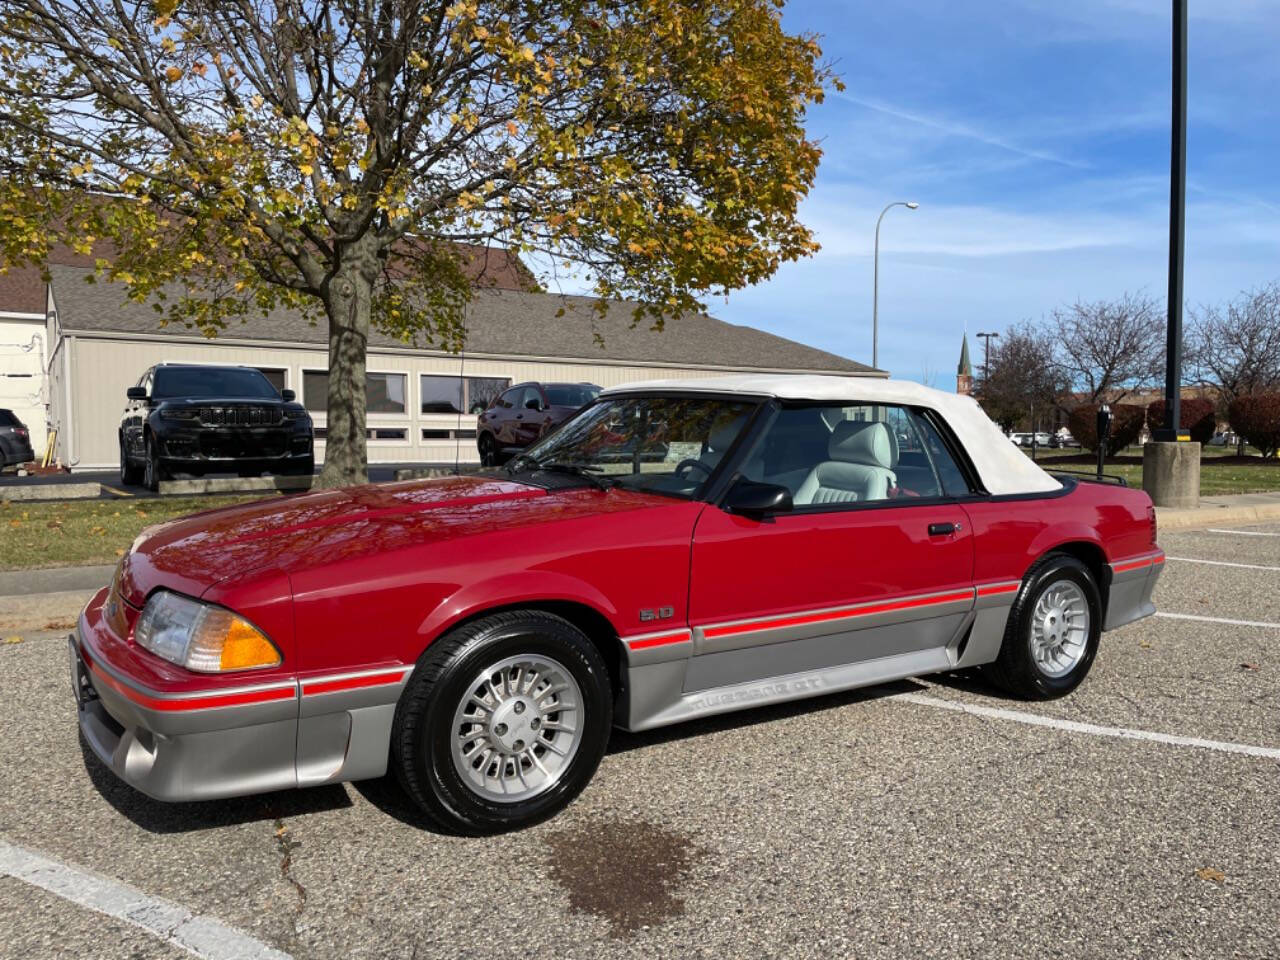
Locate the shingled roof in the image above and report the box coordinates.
[47,263,873,375]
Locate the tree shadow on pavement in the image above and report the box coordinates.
[80,732,352,834]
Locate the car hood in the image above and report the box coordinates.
[116,475,650,606]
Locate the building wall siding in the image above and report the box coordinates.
[64,334,870,469]
[0,315,48,460]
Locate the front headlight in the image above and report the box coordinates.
[134,591,282,673]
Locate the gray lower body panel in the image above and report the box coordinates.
[1104,559,1163,631]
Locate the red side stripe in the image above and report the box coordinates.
[83,651,295,712]
[1113,554,1162,573]
[628,631,692,651]
[302,670,407,696]
[702,589,974,641]
[976,582,1020,597]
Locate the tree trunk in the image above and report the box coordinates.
[316,245,377,488]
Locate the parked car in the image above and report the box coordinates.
[476,381,600,465]
[119,364,313,490]
[73,375,1162,833]
[0,408,35,469]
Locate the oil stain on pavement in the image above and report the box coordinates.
[545,818,704,937]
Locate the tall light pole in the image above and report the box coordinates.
[1155,0,1187,443]
[872,200,919,370]
[976,331,1000,386]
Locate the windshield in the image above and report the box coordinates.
[510,395,757,499]
[153,367,281,400]
[543,384,600,407]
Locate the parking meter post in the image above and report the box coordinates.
[1096,405,1112,480]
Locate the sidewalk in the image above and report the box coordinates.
[0,565,113,635]
[1155,491,1280,531]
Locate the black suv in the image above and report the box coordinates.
[0,408,35,469]
[120,364,313,490]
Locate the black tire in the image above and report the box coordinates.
[391,611,612,834]
[984,554,1102,700]
[142,434,165,492]
[119,436,142,485]
[477,432,497,467]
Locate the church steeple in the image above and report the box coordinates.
[956,334,973,395]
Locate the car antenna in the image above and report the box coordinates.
[454,308,466,477]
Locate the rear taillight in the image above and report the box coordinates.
[1147,504,1157,545]
[15,428,27,438]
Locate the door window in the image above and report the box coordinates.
[744,403,970,506]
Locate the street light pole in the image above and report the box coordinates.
[976,331,999,387]
[1156,0,1187,442]
[872,200,919,370]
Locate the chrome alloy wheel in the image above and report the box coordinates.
[450,654,583,803]
[1029,581,1090,678]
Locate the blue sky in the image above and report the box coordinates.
[715,0,1280,383]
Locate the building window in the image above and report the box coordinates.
[304,370,407,415]
[422,428,478,440]
[314,427,409,441]
[255,367,287,394]
[367,372,407,414]
[420,375,511,415]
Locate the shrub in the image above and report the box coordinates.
[1146,397,1217,445]
[1227,394,1280,458]
[1067,403,1146,455]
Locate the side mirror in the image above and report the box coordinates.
[281,389,296,402]
[126,386,147,401]
[525,397,542,411]
[722,479,793,518]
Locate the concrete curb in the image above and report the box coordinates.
[0,482,102,502]
[1156,501,1280,531]
[157,475,313,495]
[0,588,97,634]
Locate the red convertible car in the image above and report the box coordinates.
[70,376,1163,833]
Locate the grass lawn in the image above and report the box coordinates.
[0,494,269,571]
[1027,450,1280,496]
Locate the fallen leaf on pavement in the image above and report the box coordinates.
[1195,867,1226,884]
[1239,662,1260,671]
[3,636,23,645]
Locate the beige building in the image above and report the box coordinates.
[0,268,52,460]
[42,263,878,471]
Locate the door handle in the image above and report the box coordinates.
[928,522,960,536]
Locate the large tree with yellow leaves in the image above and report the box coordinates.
[0,1,836,485]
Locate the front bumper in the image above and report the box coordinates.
[71,590,410,802]
[70,628,300,801]
[153,422,312,468]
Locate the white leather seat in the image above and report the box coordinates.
[697,415,746,470]
[793,421,897,505]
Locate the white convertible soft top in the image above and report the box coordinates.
[601,374,1062,496]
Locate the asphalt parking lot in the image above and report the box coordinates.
[2,524,1278,960]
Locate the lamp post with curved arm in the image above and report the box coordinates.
[872,200,919,370]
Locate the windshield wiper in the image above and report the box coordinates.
[505,452,540,475]
[536,460,613,492]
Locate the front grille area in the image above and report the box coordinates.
[199,433,286,459]
[197,405,283,426]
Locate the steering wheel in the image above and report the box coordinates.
[674,458,714,481]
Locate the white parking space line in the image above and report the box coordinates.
[899,693,1280,760]
[0,840,292,960]
[1166,556,1280,571]
[1155,611,1280,629]
[1206,528,1280,537]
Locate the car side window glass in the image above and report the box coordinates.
[498,389,518,409]
[911,411,973,496]
[747,403,941,507]
[521,387,542,410]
